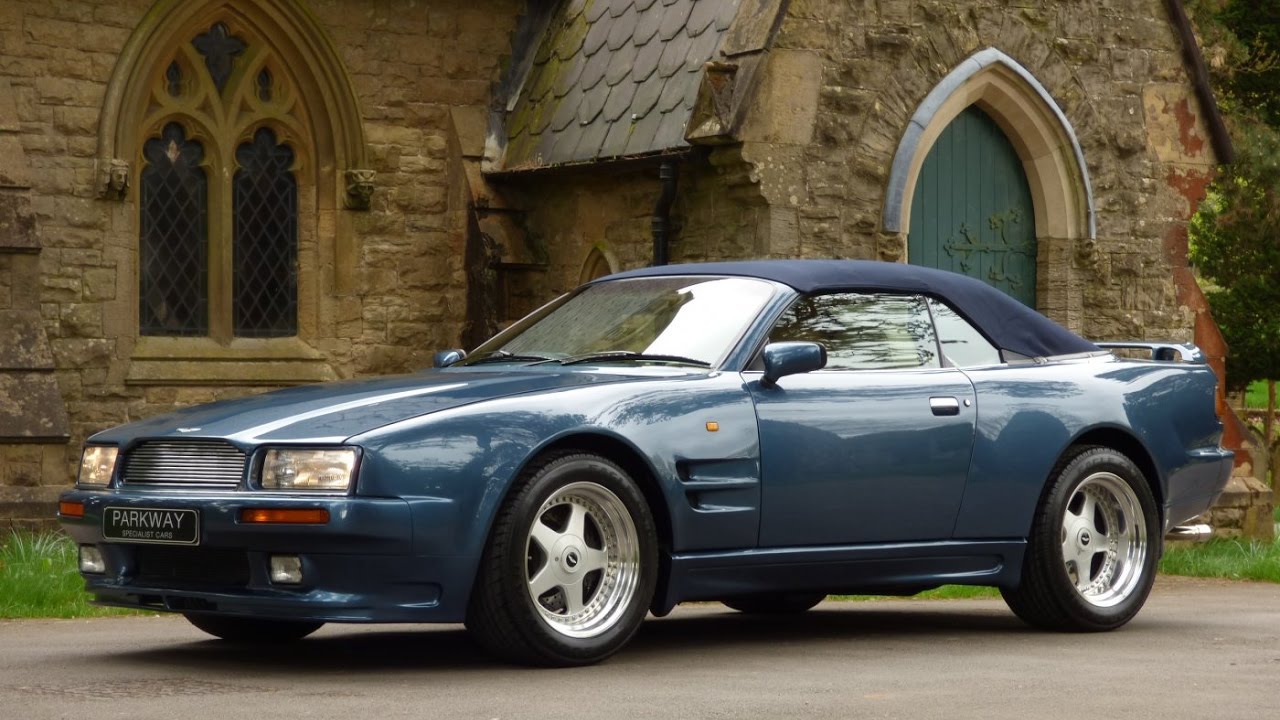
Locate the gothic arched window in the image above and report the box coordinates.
[138,20,304,340]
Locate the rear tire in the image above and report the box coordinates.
[184,614,323,643]
[1002,446,1158,631]
[723,593,826,614]
[466,452,658,666]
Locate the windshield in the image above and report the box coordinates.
[463,277,777,367]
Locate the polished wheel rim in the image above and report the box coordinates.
[1060,471,1147,607]
[525,481,640,638]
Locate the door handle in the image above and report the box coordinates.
[929,397,960,416]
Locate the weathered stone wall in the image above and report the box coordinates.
[506,1,1222,341]
[737,0,1213,342]
[0,0,520,523]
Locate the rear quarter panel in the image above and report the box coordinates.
[953,357,1222,538]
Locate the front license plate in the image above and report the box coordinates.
[102,507,200,546]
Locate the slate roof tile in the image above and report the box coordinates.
[632,35,663,82]
[685,22,721,71]
[713,0,736,31]
[630,75,664,118]
[583,15,611,56]
[604,41,639,86]
[586,0,610,23]
[624,108,664,155]
[569,117,611,162]
[599,115,634,158]
[500,0,745,169]
[656,30,693,78]
[633,5,662,45]
[602,80,640,122]
[578,80,611,124]
[608,0,635,19]
[653,107,689,148]
[579,51,609,90]
[551,90,585,132]
[554,54,586,97]
[606,5,637,51]
[656,73,688,112]
[687,0,719,36]
[658,1,694,41]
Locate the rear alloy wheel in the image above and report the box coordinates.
[723,593,826,614]
[1002,446,1158,631]
[467,453,657,666]
[184,614,323,643]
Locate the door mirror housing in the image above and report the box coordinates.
[761,342,827,387]
[433,349,466,368]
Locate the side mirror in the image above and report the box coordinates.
[761,342,826,387]
[433,349,466,368]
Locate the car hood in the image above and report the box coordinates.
[90,368,684,446]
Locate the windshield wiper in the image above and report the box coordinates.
[557,351,711,367]
[465,350,558,365]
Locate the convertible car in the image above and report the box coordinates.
[58,260,1232,666]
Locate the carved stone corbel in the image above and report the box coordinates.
[96,158,131,200]
[344,169,375,210]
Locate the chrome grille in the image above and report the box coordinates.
[123,440,246,490]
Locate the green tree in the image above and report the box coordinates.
[1211,0,1280,129]
[1189,124,1280,440]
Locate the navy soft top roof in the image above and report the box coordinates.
[600,260,1098,359]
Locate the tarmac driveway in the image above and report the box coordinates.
[2,575,1277,720]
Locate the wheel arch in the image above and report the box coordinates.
[1063,425,1164,525]
[528,432,675,555]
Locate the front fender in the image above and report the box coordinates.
[348,374,762,564]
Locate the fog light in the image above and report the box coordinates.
[270,555,303,585]
[79,545,105,574]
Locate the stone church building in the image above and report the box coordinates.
[0,0,1271,532]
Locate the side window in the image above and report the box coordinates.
[771,293,940,370]
[928,299,1002,367]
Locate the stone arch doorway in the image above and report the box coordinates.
[883,48,1094,326]
[909,106,1037,307]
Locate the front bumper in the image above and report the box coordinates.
[58,490,475,623]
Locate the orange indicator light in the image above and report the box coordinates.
[59,501,85,518]
[705,421,719,432]
[240,508,330,524]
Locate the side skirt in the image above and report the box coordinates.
[653,540,1025,615]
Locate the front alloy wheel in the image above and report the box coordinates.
[1002,445,1159,632]
[467,452,657,666]
[525,481,643,638]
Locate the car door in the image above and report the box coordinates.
[747,292,978,546]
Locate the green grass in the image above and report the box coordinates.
[0,532,139,619]
[1159,537,1280,583]
[1244,380,1270,409]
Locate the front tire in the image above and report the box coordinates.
[466,452,658,666]
[184,614,323,643]
[1002,446,1159,631]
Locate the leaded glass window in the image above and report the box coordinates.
[139,123,208,336]
[137,19,302,341]
[233,128,297,337]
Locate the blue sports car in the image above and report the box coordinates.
[58,260,1232,665]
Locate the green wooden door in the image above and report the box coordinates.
[908,106,1036,307]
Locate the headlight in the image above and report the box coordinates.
[259,448,358,492]
[77,446,118,487]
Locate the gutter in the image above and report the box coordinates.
[1166,0,1235,164]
